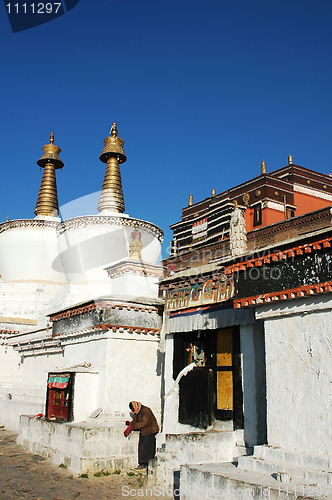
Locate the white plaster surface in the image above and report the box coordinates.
[73,373,98,422]
[56,216,162,285]
[0,224,66,283]
[262,297,332,455]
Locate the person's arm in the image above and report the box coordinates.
[131,412,149,430]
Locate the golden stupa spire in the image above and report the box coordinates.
[188,193,193,206]
[261,159,267,174]
[34,132,63,217]
[97,123,126,213]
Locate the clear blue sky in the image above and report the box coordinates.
[1,0,332,259]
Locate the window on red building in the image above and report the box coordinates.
[253,204,262,227]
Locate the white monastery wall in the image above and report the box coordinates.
[110,274,161,299]
[57,216,162,285]
[0,343,63,430]
[257,296,332,455]
[73,373,98,421]
[104,335,162,418]
[0,281,65,327]
[0,331,162,430]
[0,224,66,283]
[62,339,108,418]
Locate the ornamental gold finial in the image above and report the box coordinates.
[188,193,193,206]
[211,188,216,197]
[34,132,63,217]
[288,154,293,165]
[110,122,118,136]
[261,159,267,174]
[97,123,126,213]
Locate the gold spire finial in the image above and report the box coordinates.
[110,122,118,137]
[288,154,293,165]
[97,123,126,213]
[211,188,216,197]
[34,132,63,217]
[188,193,193,206]
[261,159,267,174]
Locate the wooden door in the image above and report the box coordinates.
[47,388,70,421]
[215,328,233,420]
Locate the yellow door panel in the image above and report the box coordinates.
[217,371,233,410]
[217,328,233,366]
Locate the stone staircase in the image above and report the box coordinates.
[238,445,332,486]
[179,445,332,500]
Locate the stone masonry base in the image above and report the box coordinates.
[17,415,139,475]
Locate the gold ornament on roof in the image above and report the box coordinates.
[242,193,250,206]
[97,122,126,213]
[211,188,216,197]
[34,132,63,217]
[288,154,293,165]
[188,193,193,206]
[261,160,267,174]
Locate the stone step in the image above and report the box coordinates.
[238,456,332,485]
[180,462,332,500]
[253,445,332,471]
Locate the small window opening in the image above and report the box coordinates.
[253,204,262,226]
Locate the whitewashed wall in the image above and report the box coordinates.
[0,331,162,430]
[256,295,332,455]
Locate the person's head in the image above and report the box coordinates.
[129,401,142,414]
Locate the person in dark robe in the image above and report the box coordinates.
[126,401,159,470]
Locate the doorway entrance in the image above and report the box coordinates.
[174,327,243,429]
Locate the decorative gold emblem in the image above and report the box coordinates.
[242,193,250,205]
[255,189,261,197]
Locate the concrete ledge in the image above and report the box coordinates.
[18,415,139,475]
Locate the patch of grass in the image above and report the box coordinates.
[127,471,135,476]
[78,472,88,478]
[59,463,67,469]
[112,469,121,475]
[94,469,110,477]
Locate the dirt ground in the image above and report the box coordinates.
[0,428,173,500]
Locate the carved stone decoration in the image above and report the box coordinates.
[129,230,142,260]
[230,206,247,257]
